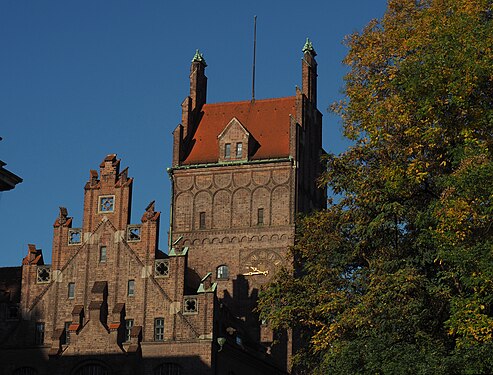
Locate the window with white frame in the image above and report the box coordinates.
[68,228,82,245]
[127,280,135,296]
[236,142,243,158]
[127,225,141,241]
[183,297,198,314]
[154,318,164,341]
[216,265,229,279]
[99,246,107,263]
[125,319,134,342]
[36,266,51,284]
[68,282,75,299]
[155,259,169,277]
[98,195,115,213]
[224,143,231,159]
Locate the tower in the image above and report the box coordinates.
[0,40,325,375]
[169,40,326,368]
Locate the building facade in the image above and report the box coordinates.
[0,41,325,375]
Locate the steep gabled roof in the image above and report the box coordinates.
[183,96,296,165]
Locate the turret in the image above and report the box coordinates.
[301,38,317,106]
[174,50,208,166]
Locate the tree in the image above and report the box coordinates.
[258,0,493,373]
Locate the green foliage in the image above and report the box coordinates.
[259,0,493,373]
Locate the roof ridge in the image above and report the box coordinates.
[203,96,295,107]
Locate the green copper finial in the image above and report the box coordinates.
[192,49,207,66]
[302,38,317,56]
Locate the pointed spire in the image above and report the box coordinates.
[192,49,207,66]
[302,38,317,56]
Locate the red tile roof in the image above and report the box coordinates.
[183,97,296,165]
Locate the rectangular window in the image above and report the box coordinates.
[68,282,75,299]
[154,318,164,341]
[217,265,229,279]
[199,212,206,229]
[236,142,243,158]
[99,246,107,263]
[127,280,135,296]
[125,319,134,342]
[257,208,264,225]
[63,321,71,345]
[35,322,45,345]
[224,143,231,159]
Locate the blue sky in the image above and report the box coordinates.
[0,0,387,266]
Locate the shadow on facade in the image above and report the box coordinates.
[1,347,212,375]
[218,275,289,372]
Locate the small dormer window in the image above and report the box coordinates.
[98,195,115,213]
[236,142,243,158]
[218,118,251,163]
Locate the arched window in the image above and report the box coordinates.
[154,363,181,375]
[73,363,108,375]
[216,265,229,279]
[13,368,38,375]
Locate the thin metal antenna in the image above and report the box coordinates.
[252,15,257,101]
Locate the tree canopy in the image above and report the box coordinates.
[258,0,493,373]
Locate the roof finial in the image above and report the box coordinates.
[192,49,207,66]
[302,38,317,56]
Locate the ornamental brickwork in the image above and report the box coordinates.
[0,41,324,375]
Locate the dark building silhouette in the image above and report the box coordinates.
[0,161,22,192]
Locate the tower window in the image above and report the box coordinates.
[127,225,141,242]
[155,259,170,277]
[257,208,264,225]
[125,319,134,342]
[99,246,107,263]
[154,318,164,341]
[217,265,229,279]
[35,322,45,345]
[36,266,51,284]
[224,143,231,159]
[127,280,135,296]
[68,282,75,299]
[98,195,115,213]
[183,297,198,314]
[199,212,206,229]
[63,322,71,345]
[236,142,243,158]
[68,228,82,245]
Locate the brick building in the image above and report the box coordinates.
[0,40,325,375]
